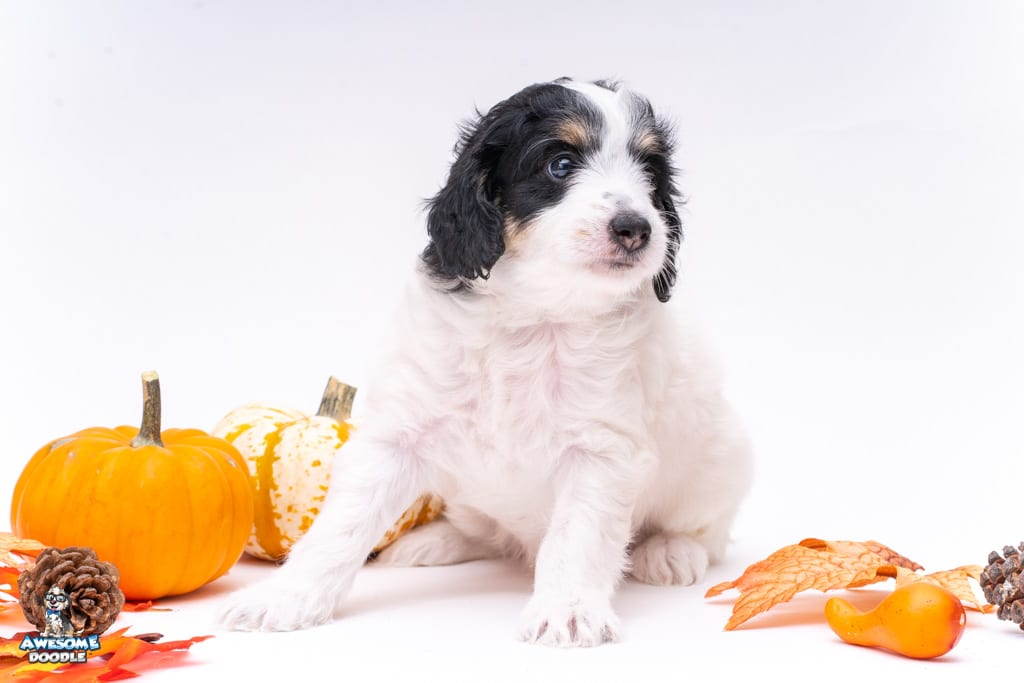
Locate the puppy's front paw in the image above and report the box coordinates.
[519,594,620,648]
[217,577,337,632]
[629,532,709,586]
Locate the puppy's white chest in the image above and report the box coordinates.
[480,325,567,441]
[472,323,617,454]
[434,322,635,545]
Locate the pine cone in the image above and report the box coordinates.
[18,546,125,636]
[980,543,1024,629]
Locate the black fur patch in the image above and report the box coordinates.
[422,82,602,286]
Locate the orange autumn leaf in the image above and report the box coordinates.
[0,628,210,681]
[106,634,213,667]
[92,633,212,681]
[859,540,925,572]
[0,567,20,600]
[0,632,29,658]
[893,565,993,614]
[705,538,923,630]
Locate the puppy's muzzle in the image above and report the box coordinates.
[609,212,651,253]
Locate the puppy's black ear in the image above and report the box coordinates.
[422,113,508,282]
[652,186,682,302]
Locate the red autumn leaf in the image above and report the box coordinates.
[121,601,171,613]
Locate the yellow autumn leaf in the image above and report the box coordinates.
[0,532,43,567]
[893,565,993,613]
[0,532,43,611]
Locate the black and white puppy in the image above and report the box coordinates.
[220,78,753,647]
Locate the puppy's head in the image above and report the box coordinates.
[44,586,69,611]
[422,78,683,304]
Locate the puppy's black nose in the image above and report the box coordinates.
[609,212,651,253]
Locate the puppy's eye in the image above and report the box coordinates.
[547,156,576,180]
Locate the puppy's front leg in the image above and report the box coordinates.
[520,444,647,648]
[219,436,425,631]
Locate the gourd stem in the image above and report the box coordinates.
[316,376,357,422]
[130,371,165,448]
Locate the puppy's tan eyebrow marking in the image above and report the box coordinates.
[632,127,662,155]
[556,117,595,149]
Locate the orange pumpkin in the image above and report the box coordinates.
[10,371,253,600]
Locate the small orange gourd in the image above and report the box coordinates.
[825,582,966,659]
[10,372,254,600]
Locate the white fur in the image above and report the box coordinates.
[218,81,753,647]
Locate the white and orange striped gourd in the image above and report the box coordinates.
[212,377,442,561]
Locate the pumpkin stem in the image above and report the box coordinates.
[130,371,165,448]
[316,376,357,422]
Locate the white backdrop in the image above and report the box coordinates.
[1,2,1022,680]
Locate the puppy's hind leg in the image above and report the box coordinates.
[372,516,499,567]
[218,435,428,631]
[628,506,745,587]
[628,532,709,586]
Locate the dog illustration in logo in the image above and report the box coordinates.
[42,586,76,637]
